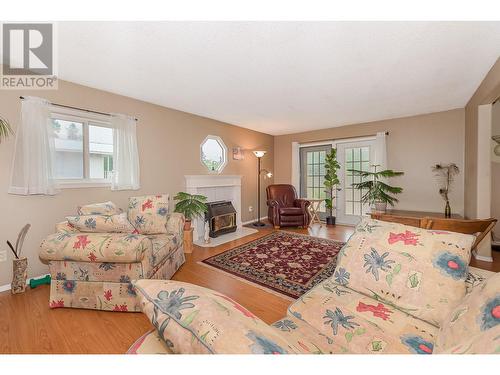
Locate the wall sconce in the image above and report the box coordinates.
[232,147,244,160]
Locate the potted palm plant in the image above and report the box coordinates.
[0,116,13,143]
[324,148,341,225]
[173,192,208,230]
[349,165,404,213]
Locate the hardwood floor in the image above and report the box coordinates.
[0,223,497,354]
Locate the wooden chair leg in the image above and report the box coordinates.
[274,225,280,229]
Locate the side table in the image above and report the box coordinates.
[305,198,324,227]
[183,228,194,254]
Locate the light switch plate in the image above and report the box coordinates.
[0,249,7,262]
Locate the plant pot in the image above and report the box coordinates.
[12,257,28,294]
[374,202,387,213]
[183,219,192,231]
[326,216,336,226]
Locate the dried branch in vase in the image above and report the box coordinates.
[432,163,459,218]
[432,163,459,201]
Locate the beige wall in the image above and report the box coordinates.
[274,109,465,215]
[464,57,500,219]
[0,80,273,286]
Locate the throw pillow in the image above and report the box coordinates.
[66,212,135,233]
[128,194,169,234]
[77,201,120,216]
[334,218,474,327]
[134,279,298,354]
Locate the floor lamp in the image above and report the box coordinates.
[253,150,272,227]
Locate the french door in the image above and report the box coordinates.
[336,140,375,225]
[299,144,332,220]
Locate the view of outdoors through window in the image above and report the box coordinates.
[52,119,84,179]
[201,136,226,172]
[344,146,370,215]
[89,125,113,179]
[52,118,114,181]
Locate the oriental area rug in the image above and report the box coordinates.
[200,231,345,299]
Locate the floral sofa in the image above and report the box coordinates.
[129,218,499,354]
[39,195,185,312]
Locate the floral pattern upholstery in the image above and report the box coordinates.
[49,278,141,311]
[40,232,152,263]
[129,266,495,354]
[438,325,500,354]
[128,194,169,234]
[45,241,185,312]
[66,213,135,233]
[39,202,185,312]
[127,330,173,354]
[334,218,475,327]
[434,272,500,354]
[78,201,121,215]
[287,279,438,354]
[134,279,301,354]
[271,315,337,354]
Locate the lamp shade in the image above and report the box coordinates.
[253,150,266,158]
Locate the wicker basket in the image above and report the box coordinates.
[12,257,28,294]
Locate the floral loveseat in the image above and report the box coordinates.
[129,218,499,354]
[39,195,185,312]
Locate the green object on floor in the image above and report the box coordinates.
[29,274,51,288]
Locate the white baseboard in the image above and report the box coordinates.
[0,273,50,293]
[472,250,493,263]
[241,216,268,226]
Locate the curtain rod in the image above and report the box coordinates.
[19,96,138,122]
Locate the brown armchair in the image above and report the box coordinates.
[266,184,311,229]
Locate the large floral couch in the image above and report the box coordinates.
[129,218,499,354]
[39,195,185,312]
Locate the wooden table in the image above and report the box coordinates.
[304,198,324,228]
[183,228,194,254]
[370,209,463,228]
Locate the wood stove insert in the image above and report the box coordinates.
[206,201,237,238]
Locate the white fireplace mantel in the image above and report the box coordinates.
[184,175,243,240]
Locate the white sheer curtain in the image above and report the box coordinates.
[8,96,58,195]
[111,113,140,190]
[373,131,388,171]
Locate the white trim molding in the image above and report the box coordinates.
[200,135,228,174]
[185,175,242,240]
[291,142,300,192]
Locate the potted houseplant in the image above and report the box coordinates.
[432,163,459,218]
[0,116,13,143]
[349,165,404,213]
[173,192,208,230]
[324,148,341,225]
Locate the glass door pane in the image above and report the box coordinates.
[343,146,371,216]
[336,140,375,225]
[299,144,332,220]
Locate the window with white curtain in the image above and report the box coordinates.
[51,110,114,187]
[9,96,140,195]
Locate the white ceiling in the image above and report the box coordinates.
[55,22,500,136]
